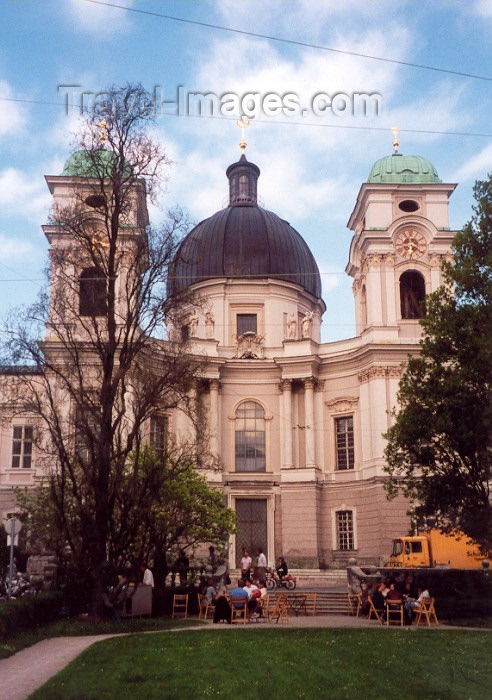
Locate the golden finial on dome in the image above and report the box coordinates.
[98,120,107,146]
[236,116,250,154]
[391,126,400,154]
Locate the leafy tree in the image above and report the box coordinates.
[1,85,235,610]
[384,175,492,551]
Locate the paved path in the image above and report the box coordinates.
[0,616,486,700]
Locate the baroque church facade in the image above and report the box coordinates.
[0,141,456,570]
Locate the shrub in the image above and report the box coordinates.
[0,592,65,639]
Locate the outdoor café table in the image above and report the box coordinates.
[288,593,308,616]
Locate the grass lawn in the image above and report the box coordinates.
[0,617,199,660]
[31,628,492,700]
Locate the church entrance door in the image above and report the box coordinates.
[235,498,267,567]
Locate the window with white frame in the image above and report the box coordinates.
[235,401,266,472]
[11,425,34,469]
[150,414,168,459]
[336,510,355,550]
[335,416,354,470]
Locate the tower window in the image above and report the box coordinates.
[11,425,33,469]
[79,267,107,317]
[336,510,354,550]
[398,199,419,213]
[237,314,257,336]
[235,401,266,472]
[400,270,426,319]
[335,416,355,470]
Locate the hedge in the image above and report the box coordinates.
[0,592,65,639]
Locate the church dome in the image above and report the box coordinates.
[62,149,133,178]
[368,153,441,184]
[169,155,322,299]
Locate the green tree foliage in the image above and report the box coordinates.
[1,85,235,609]
[384,175,492,550]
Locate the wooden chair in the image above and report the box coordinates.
[172,593,188,619]
[268,594,289,624]
[305,592,317,616]
[367,597,384,624]
[348,592,361,617]
[385,599,404,626]
[415,597,439,626]
[204,600,216,620]
[229,597,248,624]
[197,593,206,619]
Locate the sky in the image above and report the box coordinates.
[0,0,490,343]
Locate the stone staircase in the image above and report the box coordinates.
[267,590,349,616]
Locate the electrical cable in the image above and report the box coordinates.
[80,0,492,83]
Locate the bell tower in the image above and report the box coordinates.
[346,134,457,340]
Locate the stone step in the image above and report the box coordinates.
[268,590,349,616]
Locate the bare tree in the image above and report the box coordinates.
[1,85,233,611]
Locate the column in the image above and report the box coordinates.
[280,379,293,469]
[209,379,220,456]
[304,378,316,468]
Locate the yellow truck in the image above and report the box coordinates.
[386,530,487,569]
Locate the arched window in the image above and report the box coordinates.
[235,401,266,472]
[400,270,425,319]
[79,267,107,317]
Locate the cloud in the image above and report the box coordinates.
[0,80,28,138]
[0,168,51,223]
[64,0,132,36]
[475,1,492,19]
[0,233,37,264]
[454,143,492,182]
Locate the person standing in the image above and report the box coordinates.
[140,564,154,588]
[256,548,267,582]
[240,549,252,582]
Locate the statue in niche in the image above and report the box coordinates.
[188,311,198,337]
[205,311,215,338]
[286,313,297,340]
[301,311,314,338]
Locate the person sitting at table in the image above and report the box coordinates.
[277,557,288,579]
[204,579,217,605]
[243,579,260,614]
[404,586,430,624]
[370,582,386,616]
[258,580,268,599]
[360,584,373,616]
[386,582,401,602]
[230,579,249,609]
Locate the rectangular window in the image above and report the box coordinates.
[335,416,354,470]
[150,415,168,458]
[336,510,354,550]
[237,313,257,336]
[11,425,33,469]
[75,407,98,465]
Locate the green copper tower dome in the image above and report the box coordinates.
[368,153,441,184]
[62,149,133,178]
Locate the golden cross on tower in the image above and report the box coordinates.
[236,116,251,154]
[391,126,400,154]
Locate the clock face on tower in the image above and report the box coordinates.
[395,229,427,259]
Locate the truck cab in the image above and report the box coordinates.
[387,536,429,568]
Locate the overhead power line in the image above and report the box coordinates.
[81,0,492,83]
[0,96,491,139]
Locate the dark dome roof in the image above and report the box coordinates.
[169,156,322,299]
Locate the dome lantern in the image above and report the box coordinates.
[226,155,260,206]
